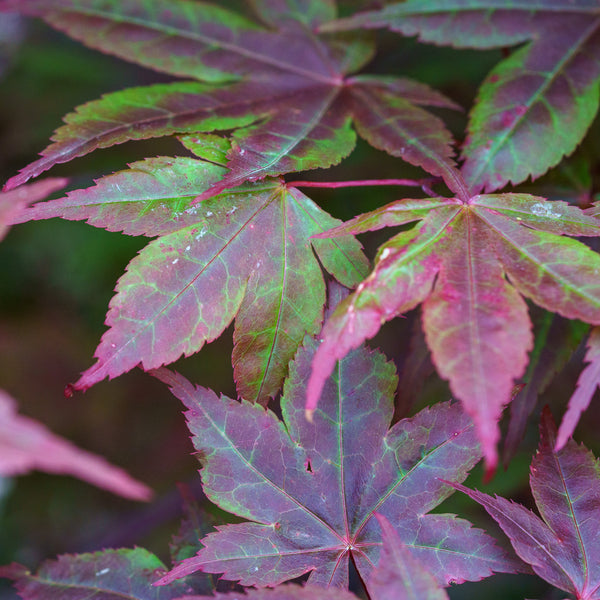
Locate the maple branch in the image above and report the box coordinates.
[286,177,440,195]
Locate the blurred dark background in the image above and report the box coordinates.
[1,5,599,599]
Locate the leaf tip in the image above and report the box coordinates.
[483,463,497,485]
[305,408,315,423]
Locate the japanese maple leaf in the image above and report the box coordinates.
[453,408,600,600]
[11,155,367,402]
[0,0,463,199]
[151,339,520,589]
[306,193,600,471]
[0,389,151,501]
[324,0,600,194]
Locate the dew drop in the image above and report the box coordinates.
[531,202,562,219]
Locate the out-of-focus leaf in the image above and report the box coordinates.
[14,158,367,403]
[0,389,151,501]
[0,178,67,240]
[169,485,218,596]
[556,326,600,450]
[0,548,192,600]
[152,340,520,588]
[0,0,464,197]
[308,193,600,471]
[454,408,600,600]
[367,514,449,600]
[250,0,337,28]
[504,311,589,463]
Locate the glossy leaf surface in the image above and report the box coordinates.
[454,409,600,600]
[14,158,367,402]
[0,0,463,197]
[325,1,600,194]
[308,193,600,470]
[0,389,151,501]
[152,340,519,588]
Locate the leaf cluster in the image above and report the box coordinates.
[2,1,600,599]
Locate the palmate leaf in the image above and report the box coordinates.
[0,0,463,198]
[152,340,520,588]
[11,156,367,403]
[453,409,600,600]
[325,1,600,194]
[307,193,600,471]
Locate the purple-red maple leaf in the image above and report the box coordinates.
[307,193,600,471]
[453,408,600,600]
[152,339,520,588]
[324,0,600,194]
[11,156,367,402]
[0,389,151,501]
[0,0,463,198]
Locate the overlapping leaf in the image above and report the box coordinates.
[556,326,600,450]
[0,178,66,241]
[454,409,600,600]
[0,548,194,600]
[0,0,463,197]
[0,554,359,600]
[324,1,600,194]
[0,389,151,500]
[12,156,367,402]
[307,193,600,471]
[367,515,449,600]
[152,340,520,588]
[504,311,589,463]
